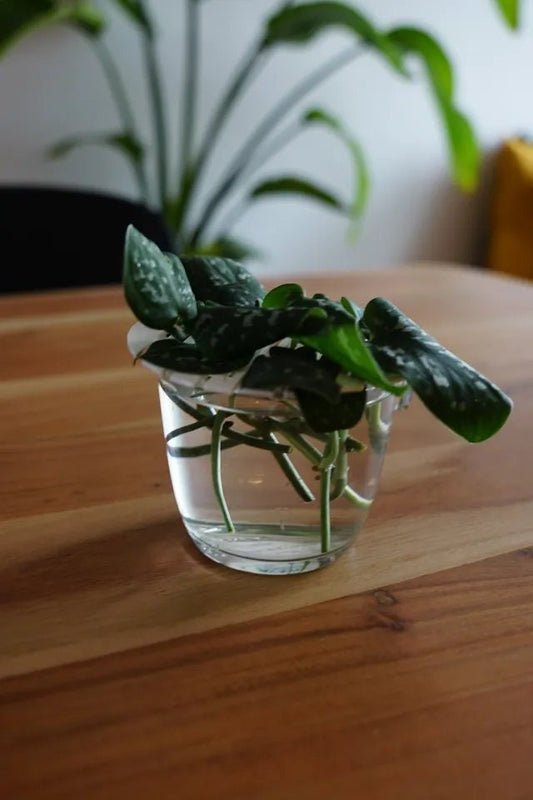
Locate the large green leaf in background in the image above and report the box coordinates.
[388,27,480,191]
[108,0,153,36]
[0,0,104,57]
[492,0,520,28]
[249,107,369,225]
[305,107,370,221]
[48,130,144,165]
[363,297,513,442]
[263,1,406,75]
[249,176,346,214]
[123,226,197,330]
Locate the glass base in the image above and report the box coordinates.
[184,519,353,575]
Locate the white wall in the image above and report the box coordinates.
[1,0,532,276]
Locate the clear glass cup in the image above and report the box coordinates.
[158,378,403,575]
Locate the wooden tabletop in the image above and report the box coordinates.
[1,264,532,800]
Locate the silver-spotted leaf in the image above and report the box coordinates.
[181,255,265,306]
[123,225,196,330]
[140,339,249,375]
[363,297,512,442]
[191,304,328,361]
[278,295,403,395]
[242,349,341,403]
[296,387,367,432]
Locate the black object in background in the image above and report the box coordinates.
[0,186,173,293]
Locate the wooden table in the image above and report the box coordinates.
[1,264,532,800]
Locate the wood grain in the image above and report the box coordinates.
[1,265,532,799]
[1,265,532,680]
[2,550,532,800]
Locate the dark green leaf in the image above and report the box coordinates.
[262,283,304,309]
[297,315,404,396]
[123,226,197,330]
[180,255,265,306]
[388,27,480,191]
[263,1,406,75]
[340,296,363,319]
[48,130,144,164]
[305,107,370,221]
[140,338,249,374]
[191,304,328,361]
[0,0,104,56]
[296,387,367,432]
[492,0,520,29]
[108,0,153,35]
[242,350,341,403]
[363,297,513,442]
[288,293,355,322]
[250,176,345,213]
[262,289,401,395]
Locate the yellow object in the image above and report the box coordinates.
[488,137,533,280]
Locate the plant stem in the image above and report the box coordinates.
[165,419,210,441]
[189,45,362,245]
[330,429,348,500]
[274,423,371,508]
[366,400,390,454]
[180,0,200,182]
[320,431,339,470]
[211,412,234,532]
[343,486,373,509]
[221,422,291,452]
[264,432,315,502]
[274,425,323,465]
[141,18,169,210]
[172,42,265,237]
[214,119,303,237]
[174,0,296,235]
[92,37,149,202]
[320,463,332,553]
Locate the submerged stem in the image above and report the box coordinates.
[330,429,348,500]
[211,412,234,532]
[265,432,315,503]
[320,465,332,553]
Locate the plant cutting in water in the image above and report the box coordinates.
[123,226,512,557]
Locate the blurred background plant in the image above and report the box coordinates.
[0,0,521,263]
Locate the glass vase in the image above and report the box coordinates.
[158,378,402,575]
